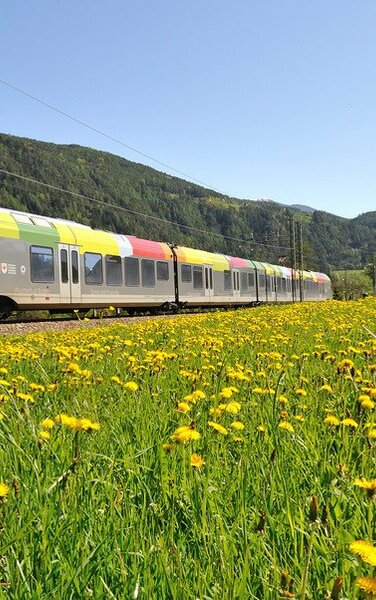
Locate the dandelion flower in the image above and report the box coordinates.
[124,381,138,392]
[0,482,9,499]
[349,540,376,566]
[353,478,376,497]
[324,415,340,426]
[361,399,375,410]
[171,425,200,443]
[257,425,267,433]
[177,402,191,414]
[190,454,205,468]
[225,401,241,414]
[278,421,294,432]
[368,429,376,439]
[231,421,245,430]
[356,577,376,595]
[208,421,228,435]
[38,430,51,440]
[41,418,54,430]
[341,418,358,428]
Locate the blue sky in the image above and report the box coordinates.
[1,1,375,219]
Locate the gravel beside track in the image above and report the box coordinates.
[0,314,179,336]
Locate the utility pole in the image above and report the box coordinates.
[289,216,297,302]
[297,222,304,302]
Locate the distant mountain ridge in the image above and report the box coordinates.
[0,132,375,272]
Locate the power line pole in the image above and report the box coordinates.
[297,222,304,302]
[289,216,297,302]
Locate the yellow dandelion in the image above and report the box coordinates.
[349,540,376,566]
[278,421,294,432]
[353,478,376,496]
[294,415,305,422]
[162,443,174,451]
[219,387,234,399]
[208,421,228,435]
[359,394,371,403]
[257,425,267,433]
[361,399,375,410]
[320,384,333,393]
[296,388,307,397]
[177,402,191,414]
[368,429,376,439]
[356,577,376,595]
[171,425,200,443]
[0,482,9,499]
[124,381,138,392]
[41,418,54,430]
[225,401,241,414]
[38,430,51,440]
[190,454,205,468]
[341,418,358,428]
[231,421,245,430]
[278,395,288,405]
[324,415,340,426]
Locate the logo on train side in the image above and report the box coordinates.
[1,263,7,274]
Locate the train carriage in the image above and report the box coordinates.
[0,207,332,318]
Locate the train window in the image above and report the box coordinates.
[266,275,272,290]
[84,253,103,285]
[241,272,248,291]
[30,246,54,283]
[106,255,122,286]
[224,270,232,291]
[259,274,265,288]
[205,268,209,289]
[156,261,169,281]
[181,264,192,282]
[209,268,213,289]
[277,277,282,292]
[282,278,287,293]
[31,217,51,228]
[71,251,79,284]
[193,266,203,289]
[248,272,255,287]
[142,259,155,287]
[13,213,33,225]
[60,249,68,283]
[124,257,140,286]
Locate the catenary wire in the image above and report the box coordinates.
[0,169,293,251]
[0,78,230,194]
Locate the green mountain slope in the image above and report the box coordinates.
[0,133,375,272]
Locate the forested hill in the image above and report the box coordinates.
[0,132,375,272]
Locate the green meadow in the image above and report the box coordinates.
[0,299,375,599]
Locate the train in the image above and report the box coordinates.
[0,207,331,319]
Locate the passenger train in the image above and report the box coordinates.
[0,207,331,319]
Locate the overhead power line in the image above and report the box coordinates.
[0,78,228,194]
[0,169,292,251]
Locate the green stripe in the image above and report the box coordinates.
[17,223,60,246]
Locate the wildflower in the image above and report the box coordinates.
[353,478,376,497]
[177,402,190,414]
[349,540,376,566]
[124,381,138,392]
[41,418,54,430]
[359,394,371,404]
[278,421,294,432]
[171,425,200,443]
[356,577,376,595]
[224,401,241,414]
[294,415,305,422]
[208,421,228,435]
[361,398,375,410]
[368,429,376,439]
[38,430,51,441]
[320,384,333,393]
[278,395,288,405]
[190,454,205,468]
[0,482,9,499]
[162,443,174,451]
[219,387,235,399]
[324,415,340,426]
[296,388,307,397]
[231,421,245,430]
[341,418,358,428]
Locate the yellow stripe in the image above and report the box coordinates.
[53,222,78,245]
[71,226,119,255]
[0,212,19,239]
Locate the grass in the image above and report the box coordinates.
[0,298,375,599]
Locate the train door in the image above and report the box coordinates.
[232,269,240,300]
[204,266,214,299]
[58,244,81,305]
